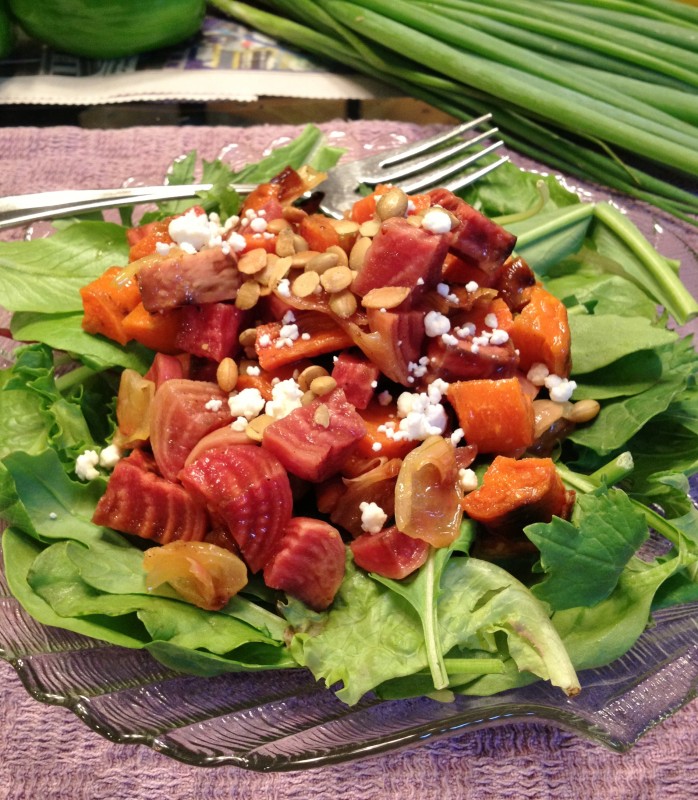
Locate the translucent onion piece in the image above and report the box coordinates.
[143,541,248,611]
[115,368,155,447]
[395,435,463,548]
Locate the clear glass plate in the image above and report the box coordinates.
[0,138,697,771]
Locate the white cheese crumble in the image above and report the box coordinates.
[421,207,453,234]
[245,365,261,376]
[484,312,498,328]
[168,208,223,253]
[378,390,393,407]
[205,397,224,412]
[228,231,247,253]
[450,427,465,446]
[378,378,450,442]
[276,278,292,298]
[155,241,172,256]
[465,280,479,293]
[545,374,578,403]
[359,501,388,534]
[75,449,100,481]
[527,362,550,386]
[424,310,451,337]
[98,444,123,469]
[458,467,479,493]
[265,378,304,420]
[228,387,266,420]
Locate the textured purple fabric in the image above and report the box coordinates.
[0,122,697,798]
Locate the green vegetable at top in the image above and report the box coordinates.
[8,0,205,59]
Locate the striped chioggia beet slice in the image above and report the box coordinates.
[180,445,293,573]
[263,517,346,611]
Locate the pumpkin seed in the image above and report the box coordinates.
[292,270,321,298]
[377,187,409,220]
[216,357,239,393]
[564,399,601,424]
[305,251,339,274]
[235,280,261,310]
[310,375,337,396]
[329,289,358,318]
[298,364,328,391]
[349,236,373,271]
[321,265,354,293]
[237,247,268,275]
[361,285,411,309]
[313,403,331,428]
[245,414,273,441]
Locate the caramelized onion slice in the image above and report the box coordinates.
[394,435,463,548]
[143,541,248,611]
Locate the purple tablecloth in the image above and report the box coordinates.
[0,121,697,799]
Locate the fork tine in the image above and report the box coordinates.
[376,113,493,166]
[372,128,498,183]
[394,140,505,194]
[442,154,510,194]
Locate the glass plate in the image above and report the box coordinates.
[1,136,697,771]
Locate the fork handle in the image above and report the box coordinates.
[0,183,257,230]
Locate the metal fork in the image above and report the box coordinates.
[0,114,506,230]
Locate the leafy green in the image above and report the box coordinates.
[526,488,648,610]
[0,222,128,313]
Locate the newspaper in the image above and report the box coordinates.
[0,14,392,105]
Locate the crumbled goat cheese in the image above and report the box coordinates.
[441,333,459,347]
[489,329,510,346]
[245,365,261,376]
[372,441,383,452]
[205,397,224,412]
[98,444,122,469]
[545,375,577,403]
[527,362,550,386]
[228,387,266,420]
[465,280,479,293]
[450,427,465,446]
[484,312,498,328]
[383,382,449,442]
[75,449,100,481]
[276,278,292,298]
[258,333,272,348]
[458,468,479,492]
[424,310,451,337]
[249,217,267,233]
[231,416,249,432]
[359,501,388,534]
[407,355,430,379]
[421,208,453,234]
[155,241,172,256]
[265,378,304,420]
[275,322,300,348]
[168,208,223,252]
[228,231,247,253]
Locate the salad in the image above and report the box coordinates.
[1,126,697,707]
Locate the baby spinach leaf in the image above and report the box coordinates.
[569,314,676,375]
[0,222,128,314]
[525,488,648,610]
[10,312,153,372]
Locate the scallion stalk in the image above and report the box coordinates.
[211,0,698,225]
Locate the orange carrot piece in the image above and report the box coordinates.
[461,455,573,534]
[254,312,354,371]
[509,284,571,376]
[80,266,142,345]
[448,377,535,455]
[300,214,340,252]
[121,302,183,354]
[354,399,418,460]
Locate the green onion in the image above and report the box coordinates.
[210,0,698,225]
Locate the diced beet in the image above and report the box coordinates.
[149,379,232,481]
[262,388,366,482]
[137,246,243,313]
[351,217,449,303]
[263,517,346,611]
[350,525,429,580]
[427,336,518,382]
[144,353,188,388]
[180,445,293,573]
[92,450,208,544]
[428,188,516,274]
[175,302,250,362]
[331,351,380,410]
